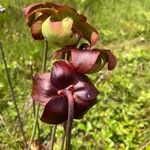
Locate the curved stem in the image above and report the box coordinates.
[0,42,27,148]
[28,40,48,150]
[49,125,57,150]
[65,89,74,150]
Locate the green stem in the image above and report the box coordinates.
[28,40,48,150]
[65,89,74,150]
[49,125,57,150]
[30,64,36,118]
[0,42,27,148]
[60,128,66,150]
[30,63,40,139]
[42,41,49,72]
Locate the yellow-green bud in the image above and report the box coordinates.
[42,17,79,47]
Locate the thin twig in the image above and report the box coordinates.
[48,125,57,150]
[65,88,74,150]
[28,40,49,150]
[0,42,27,148]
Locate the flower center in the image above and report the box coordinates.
[57,85,74,96]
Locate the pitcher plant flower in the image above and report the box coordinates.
[32,60,99,124]
[53,43,117,74]
[23,2,99,46]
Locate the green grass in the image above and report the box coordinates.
[0,0,150,149]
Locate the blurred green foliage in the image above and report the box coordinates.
[0,0,150,149]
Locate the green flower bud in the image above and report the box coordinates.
[42,17,79,47]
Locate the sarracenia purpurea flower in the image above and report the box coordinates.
[32,60,99,124]
[23,2,99,46]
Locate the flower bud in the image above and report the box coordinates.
[42,17,79,47]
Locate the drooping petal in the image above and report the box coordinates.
[73,22,99,45]
[25,8,56,27]
[75,73,92,84]
[51,60,76,89]
[50,6,97,45]
[31,73,58,106]
[31,14,49,40]
[74,97,97,119]
[73,73,99,118]
[74,79,99,101]
[23,2,58,27]
[105,50,117,70]
[23,2,42,17]
[23,2,58,17]
[71,49,100,74]
[50,5,79,21]
[40,96,68,124]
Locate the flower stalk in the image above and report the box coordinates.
[60,129,66,150]
[49,125,57,150]
[65,87,74,150]
[28,40,49,149]
[0,42,27,148]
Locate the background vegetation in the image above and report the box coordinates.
[0,0,150,149]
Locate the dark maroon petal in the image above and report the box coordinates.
[74,79,99,101]
[74,97,97,119]
[73,74,99,118]
[40,96,68,124]
[51,60,76,89]
[75,73,92,84]
[71,49,100,74]
[31,73,58,106]
[105,50,117,70]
